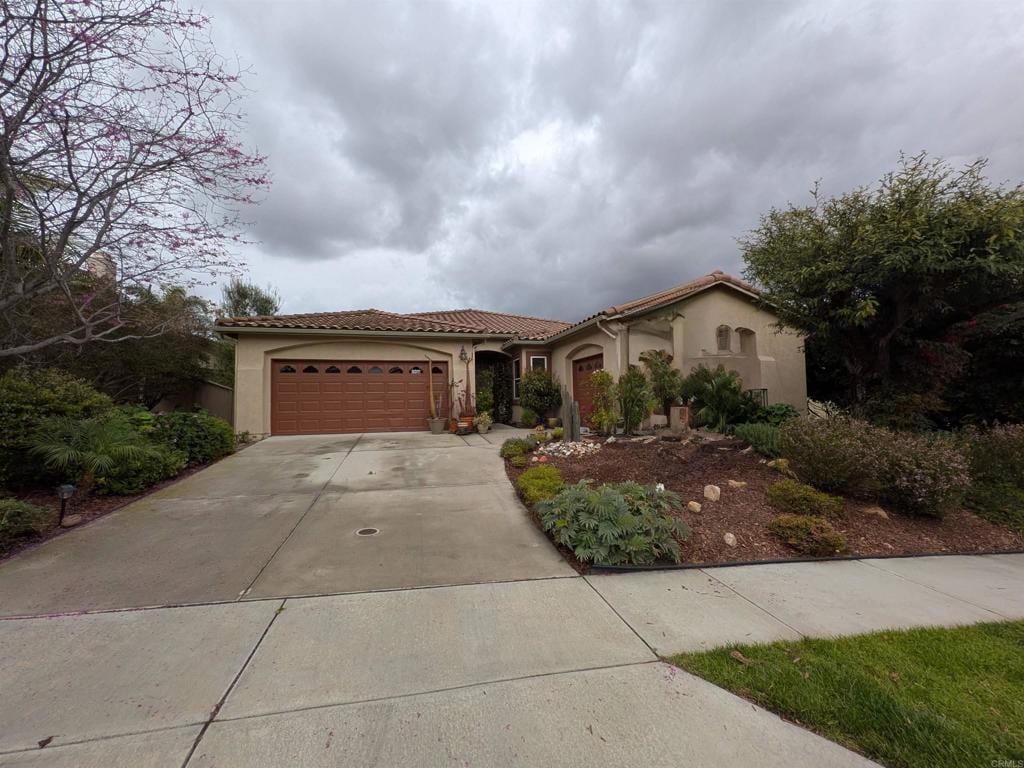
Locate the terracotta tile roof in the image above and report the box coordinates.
[538,271,760,342]
[216,308,482,333]
[602,270,759,316]
[407,309,571,340]
[216,271,756,342]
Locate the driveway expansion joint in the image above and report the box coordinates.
[180,598,288,768]
[206,659,662,727]
[236,434,363,601]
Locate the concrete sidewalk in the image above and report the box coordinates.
[587,553,1024,655]
[5,554,1022,766]
[0,574,879,768]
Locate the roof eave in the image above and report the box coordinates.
[212,325,512,341]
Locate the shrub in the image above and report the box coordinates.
[516,466,564,505]
[965,483,1024,532]
[779,417,878,495]
[95,445,187,495]
[551,427,564,441]
[732,422,781,457]
[519,369,562,418]
[0,498,54,550]
[751,403,800,426]
[500,438,533,460]
[0,367,113,488]
[639,349,683,417]
[31,413,166,491]
[768,514,848,556]
[508,454,528,468]
[519,408,540,428]
[589,369,618,435]
[152,411,235,465]
[781,416,969,518]
[475,367,495,417]
[767,479,845,519]
[537,480,690,565]
[616,365,653,434]
[872,430,968,518]
[961,424,1024,488]
[681,365,752,431]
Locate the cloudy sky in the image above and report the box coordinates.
[197,0,1024,322]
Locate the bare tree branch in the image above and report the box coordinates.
[0,0,268,357]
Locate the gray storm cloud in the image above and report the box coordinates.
[202,0,1024,320]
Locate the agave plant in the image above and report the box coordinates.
[31,414,162,491]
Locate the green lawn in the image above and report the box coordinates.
[670,621,1024,768]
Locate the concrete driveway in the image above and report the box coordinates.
[5,430,1019,766]
[0,428,571,617]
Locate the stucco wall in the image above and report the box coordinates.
[232,333,471,435]
[547,285,807,413]
[680,287,807,410]
[550,326,616,391]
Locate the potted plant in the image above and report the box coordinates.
[426,358,446,434]
[474,412,493,433]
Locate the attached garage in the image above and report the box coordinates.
[271,359,449,435]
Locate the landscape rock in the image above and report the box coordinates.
[537,441,601,459]
[864,505,890,520]
[723,532,737,547]
[766,458,797,478]
[686,501,702,513]
[727,480,747,490]
[703,484,721,502]
[60,514,83,528]
[605,436,616,444]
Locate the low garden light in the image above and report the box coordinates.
[56,484,76,527]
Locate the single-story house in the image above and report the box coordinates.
[215,270,806,436]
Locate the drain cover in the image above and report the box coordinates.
[355,527,380,537]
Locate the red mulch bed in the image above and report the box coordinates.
[0,452,239,563]
[507,438,1024,570]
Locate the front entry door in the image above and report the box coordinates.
[571,354,604,428]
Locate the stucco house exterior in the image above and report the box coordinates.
[215,270,806,436]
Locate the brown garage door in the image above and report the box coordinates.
[572,353,604,428]
[271,360,449,435]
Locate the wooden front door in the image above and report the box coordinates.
[571,354,604,428]
[270,360,449,435]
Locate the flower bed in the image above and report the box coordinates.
[505,438,1023,569]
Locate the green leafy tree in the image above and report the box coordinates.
[615,366,653,434]
[639,349,683,417]
[220,277,281,318]
[33,287,223,406]
[519,369,562,418]
[742,153,1024,423]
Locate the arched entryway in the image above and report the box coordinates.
[475,350,514,424]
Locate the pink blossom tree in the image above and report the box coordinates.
[0,0,268,357]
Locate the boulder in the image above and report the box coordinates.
[703,484,721,502]
[60,513,83,528]
[864,505,889,520]
[723,532,737,547]
[686,501,702,513]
